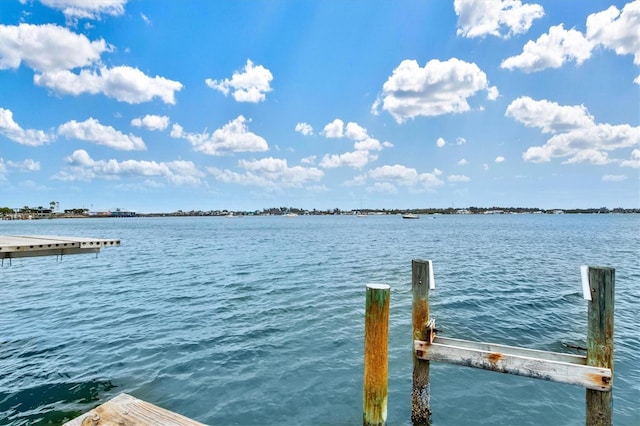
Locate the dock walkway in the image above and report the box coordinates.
[63,393,206,426]
[0,235,120,259]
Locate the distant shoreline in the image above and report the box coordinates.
[3,206,639,221]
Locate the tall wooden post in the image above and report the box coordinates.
[411,260,431,425]
[586,267,614,426]
[363,284,390,426]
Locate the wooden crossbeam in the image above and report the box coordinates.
[414,336,611,391]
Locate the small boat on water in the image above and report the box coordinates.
[402,213,419,219]
[283,212,298,217]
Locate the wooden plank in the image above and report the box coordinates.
[363,284,390,426]
[411,259,432,425]
[63,393,205,426]
[414,338,611,391]
[433,336,587,365]
[586,267,615,425]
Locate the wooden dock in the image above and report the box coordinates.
[0,235,120,259]
[63,393,206,426]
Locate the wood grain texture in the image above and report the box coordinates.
[363,284,390,426]
[414,337,611,391]
[586,267,614,426]
[63,393,205,426]
[411,259,431,426]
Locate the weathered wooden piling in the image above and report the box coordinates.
[363,283,390,426]
[586,267,614,426]
[411,260,431,426]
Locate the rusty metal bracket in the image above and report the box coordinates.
[425,319,436,344]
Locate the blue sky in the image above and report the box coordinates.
[0,0,638,213]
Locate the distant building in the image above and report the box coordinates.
[110,209,137,217]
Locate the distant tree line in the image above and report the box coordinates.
[141,206,640,217]
[2,204,639,219]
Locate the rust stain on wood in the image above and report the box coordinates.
[486,352,503,365]
[364,285,390,426]
[587,372,611,387]
[412,299,429,340]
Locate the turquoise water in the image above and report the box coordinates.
[1,214,638,425]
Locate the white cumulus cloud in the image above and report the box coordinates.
[170,115,268,156]
[562,149,611,165]
[345,122,369,141]
[368,164,444,190]
[501,24,593,72]
[501,1,639,78]
[322,119,344,138]
[208,157,323,190]
[372,58,497,122]
[55,149,204,185]
[0,23,109,72]
[454,0,544,38]
[58,117,146,150]
[5,158,40,172]
[319,150,376,169]
[354,138,386,152]
[131,114,170,131]
[495,156,505,163]
[524,124,640,163]
[620,149,640,168]
[436,137,446,147]
[507,97,640,165]
[38,0,127,21]
[295,122,313,136]
[507,96,640,165]
[0,108,54,146]
[34,66,183,104]
[318,119,390,169]
[586,1,640,65]
[505,96,595,133]
[205,59,273,103]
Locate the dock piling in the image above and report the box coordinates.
[586,267,614,426]
[411,260,432,426]
[363,283,390,426]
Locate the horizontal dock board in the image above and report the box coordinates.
[415,336,611,391]
[0,235,120,259]
[63,393,206,426]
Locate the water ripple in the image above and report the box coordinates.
[1,214,638,425]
